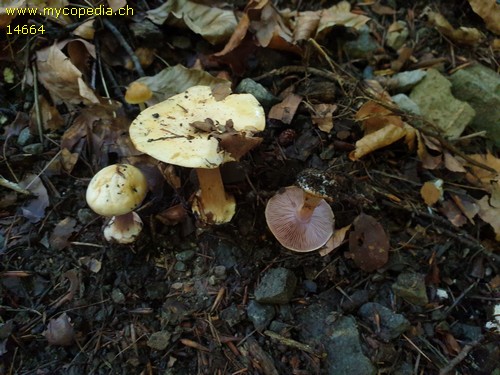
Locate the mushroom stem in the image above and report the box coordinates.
[110,212,135,231]
[138,102,146,111]
[297,191,323,221]
[195,167,235,224]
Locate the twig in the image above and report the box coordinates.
[253,65,343,84]
[102,19,145,77]
[264,330,326,358]
[0,175,31,195]
[32,64,44,144]
[439,339,482,375]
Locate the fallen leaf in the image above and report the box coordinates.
[443,152,466,173]
[424,8,484,45]
[349,122,416,160]
[292,10,320,42]
[36,44,99,105]
[19,174,49,223]
[73,19,95,39]
[311,103,337,133]
[78,257,102,273]
[465,153,500,193]
[467,0,500,35]
[346,213,389,272]
[420,180,443,206]
[0,0,25,28]
[147,0,237,44]
[268,94,302,124]
[44,313,74,346]
[317,1,370,37]
[371,2,396,16]
[451,193,479,224]
[477,195,500,241]
[49,217,77,250]
[133,65,230,105]
[440,200,467,227]
[355,100,403,132]
[31,96,64,131]
[319,224,351,256]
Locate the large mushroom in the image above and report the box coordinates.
[129,85,265,224]
[265,186,334,252]
[86,164,148,243]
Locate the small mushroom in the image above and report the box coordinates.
[86,164,148,243]
[129,85,265,224]
[265,186,334,252]
[125,81,152,111]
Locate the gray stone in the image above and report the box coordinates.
[175,250,195,262]
[220,304,244,327]
[343,26,378,59]
[410,69,475,138]
[147,331,171,350]
[22,143,43,155]
[111,288,125,304]
[254,267,297,304]
[451,323,483,342]
[214,241,237,269]
[17,127,33,146]
[449,64,500,145]
[174,261,186,272]
[246,300,275,331]
[392,94,421,116]
[386,21,409,50]
[392,272,428,306]
[298,303,376,375]
[235,78,279,109]
[358,302,410,341]
[378,70,427,92]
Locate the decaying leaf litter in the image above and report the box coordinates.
[1,0,500,373]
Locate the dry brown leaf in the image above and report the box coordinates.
[319,224,351,256]
[292,10,320,42]
[349,123,415,160]
[60,148,79,173]
[416,132,442,170]
[371,2,395,15]
[147,0,237,44]
[19,174,49,223]
[73,19,95,40]
[311,103,337,133]
[440,200,467,227]
[317,1,370,37]
[420,180,443,206]
[451,193,479,224]
[467,0,500,35]
[37,44,99,105]
[443,152,466,173]
[268,93,302,124]
[50,217,78,250]
[355,100,403,132]
[346,213,389,272]
[477,195,500,241]
[0,0,25,28]
[424,9,484,45]
[466,153,500,192]
[44,313,75,346]
[31,96,64,131]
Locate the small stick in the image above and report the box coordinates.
[102,19,145,77]
[264,330,326,358]
[180,338,210,352]
[439,340,481,375]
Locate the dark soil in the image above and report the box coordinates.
[1,1,499,374]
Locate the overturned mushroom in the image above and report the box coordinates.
[265,186,334,252]
[86,164,147,243]
[129,85,265,224]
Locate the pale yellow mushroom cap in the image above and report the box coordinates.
[128,85,265,169]
[86,164,148,217]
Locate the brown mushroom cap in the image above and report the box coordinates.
[125,82,153,104]
[265,186,335,252]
